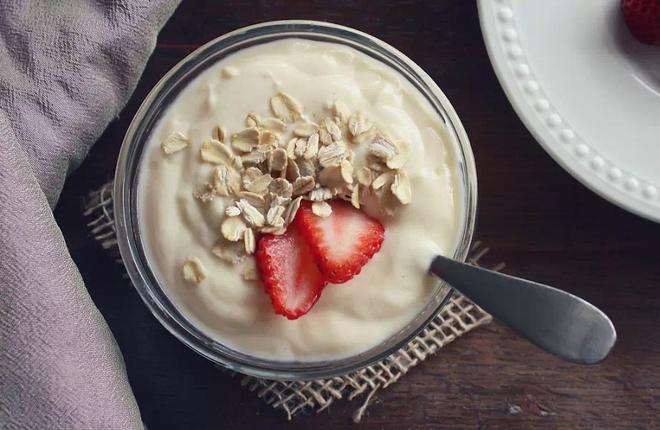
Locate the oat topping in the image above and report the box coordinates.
[297,159,316,178]
[372,171,394,190]
[231,127,260,153]
[340,159,354,184]
[368,160,387,172]
[351,184,361,209]
[177,92,413,267]
[221,66,239,79]
[269,194,291,208]
[212,125,227,142]
[292,176,315,196]
[331,100,350,123]
[269,178,293,199]
[244,173,272,195]
[238,191,266,208]
[308,187,333,201]
[353,127,377,146]
[318,127,333,146]
[225,206,241,217]
[321,117,342,142]
[242,167,263,187]
[241,149,268,165]
[212,237,246,264]
[200,139,233,165]
[241,258,259,280]
[391,171,412,205]
[293,122,319,137]
[311,201,332,218]
[268,148,287,172]
[260,226,284,234]
[259,129,280,147]
[386,147,410,170]
[193,184,216,202]
[232,156,243,170]
[356,166,373,186]
[317,142,347,168]
[285,158,300,182]
[368,135,398,161]
[260,117,286,133]
[368,135,411,171]
[348,111,372,137]
[236,199,266,227]
[285,138,296,158]
[293,137,308,159]
[318,165,344,188]
[161,131,189,154]
[245,113,260,128]
[284,196,303,224]
[221,216,247,242]
[303,133,319,160]
[270,92,302,123]
[244,227,256,255]
[266,205,286,226]
[212,165,241,196]
[182,257,207,284]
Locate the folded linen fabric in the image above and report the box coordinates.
[0,1,179,428]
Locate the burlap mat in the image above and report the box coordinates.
[84,182,499,422]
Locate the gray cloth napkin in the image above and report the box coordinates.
[0,1,179,428]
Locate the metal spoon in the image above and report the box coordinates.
[430,255,616,364]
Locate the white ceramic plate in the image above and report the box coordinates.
[478,0,660,221]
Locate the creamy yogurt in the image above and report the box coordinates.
[139,39,463,361]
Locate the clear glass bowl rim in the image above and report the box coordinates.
[114,20,478,381]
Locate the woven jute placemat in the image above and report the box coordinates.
[84,183,499,422]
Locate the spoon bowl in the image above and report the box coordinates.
[430,254,616,364]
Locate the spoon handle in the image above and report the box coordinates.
[430,255,616,364]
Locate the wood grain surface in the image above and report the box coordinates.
[53,1,660,428]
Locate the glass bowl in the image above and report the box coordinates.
[114,20,477,381]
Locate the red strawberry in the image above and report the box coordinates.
[621,0,660,45]
[295,200,385,284]
[255,224,326,320]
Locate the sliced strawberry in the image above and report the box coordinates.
[255,224,326,320]
[621,0,660,45]
[295,200,385,284]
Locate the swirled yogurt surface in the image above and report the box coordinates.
[139,39,464,361]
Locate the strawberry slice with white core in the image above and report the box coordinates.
[295,200,385,284]
[255,225,326,320]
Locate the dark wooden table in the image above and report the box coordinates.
[53,1,660,428]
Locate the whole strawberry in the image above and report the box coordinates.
[621,0,660,45]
